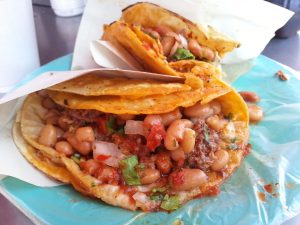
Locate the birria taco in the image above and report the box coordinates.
[14,73,250,212]
[102,2,239,76]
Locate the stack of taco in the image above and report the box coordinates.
[13,2,250,212]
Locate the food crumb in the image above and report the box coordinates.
[257,191,266,202]
[275,70,289,81]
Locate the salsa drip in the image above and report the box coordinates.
[37,92,247,210]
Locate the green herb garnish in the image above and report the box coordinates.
[152,187,168,193]
[106,115,116,134]
[71,153,81,164]
[119,156,141,186]
[203,126,210,142]
[172,48,195,60]
[228,143,238,150]
[160,195,180,211]
[150,193,164,201]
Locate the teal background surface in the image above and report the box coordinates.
[1,55,300,225]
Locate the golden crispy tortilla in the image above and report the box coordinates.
[48,74,191,98]
[103,21,179,76]
[121,2,240,57]
[46,89,206,115]
[13,111,71,183]
[17,85,249,211]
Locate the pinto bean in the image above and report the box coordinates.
[75,126,95,142]
[161,36,176,56]
[38,124,57,147]
[58,115,73,131]
[170,149,185,161]
[181,128,196,153]
[211,150,229,171]
[248,104,263,123]
[206,115,228,131]
[42,97,56,109]
[66,135,92,155]
[55,141,74,156]
[164,119,193,151]
[155,152,172,174]
[159,108,182,126]
[188,39,215,61]
[55,127,64,139]
[169,169,207,191]
[183,102,214,119]
[139,168,160,185]
[239,91,260,103]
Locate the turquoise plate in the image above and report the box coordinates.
[1,55,300,225]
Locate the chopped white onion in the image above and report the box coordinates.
[178,34,188,49]
[124,120,145,136]
[132,192,149,204]
[93,141,125,167]
[169,41,179,58]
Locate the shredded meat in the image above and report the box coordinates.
[187,120,220,171]
[58,106,103,123]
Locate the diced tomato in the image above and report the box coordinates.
[170,171,184,186]
[79,159,100,176]
[95,164,120,185]
[95,154,111,162]
[146,124,166,151]
[96,117,107,134]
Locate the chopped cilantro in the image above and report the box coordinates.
[228,143,238,150]
[160,195,180,211]
[150,193,164,201]
[106,115,116,134]
[116,126,125,135]
[119,156,141,186]
[136,163,145,170]
[172,48,195,60]
[203,126,210,142]
[71,153,81,164]
[152,187,168,193]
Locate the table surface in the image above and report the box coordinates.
[1,4,300,225]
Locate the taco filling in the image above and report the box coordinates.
[33,91,249,211]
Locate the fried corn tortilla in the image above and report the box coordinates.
[17,85,249,211]
[48,74,192,98]
[121,2,239,58]
[46,89,205,115]
[102,3,239,76]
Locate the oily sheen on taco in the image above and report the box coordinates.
[15,73,250,212]
[102,2,239,76]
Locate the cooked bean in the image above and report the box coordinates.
[248,104,263,123]
[159,108,182,126]
[155,25,174,36]
[169,169,207,191]
[75,126,95,142]
[55,127,64,139]
[188,39,215,61]
[55,141,74,156]
[206,115,228,131]
[181,128,196,153]
[45,115,59,125]
[183,102,214,119]
[144,114,162,127]
[161,36,176,56]
[42,97,56,109]
[211,150,229,171]
[66,135,92,155]
[155,152,172,174]
[239,91,260,103]
[164,119,193,151]
[38,124,57,147]
[170,149,185,161]
[210,101,222,114]
[58,115,73,131]
[139,168,160,185]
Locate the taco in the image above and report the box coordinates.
[102,2,239,76]
[17,77,249,211]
